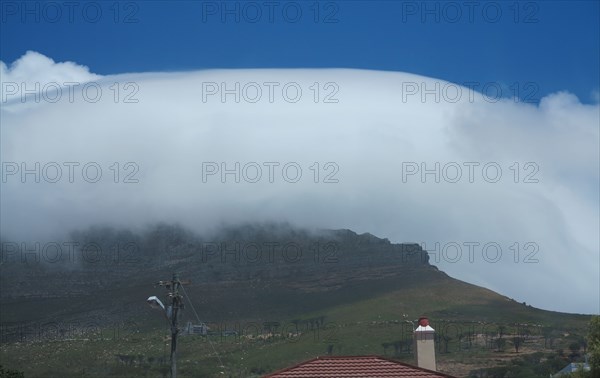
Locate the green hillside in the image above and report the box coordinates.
[0,224,593,377]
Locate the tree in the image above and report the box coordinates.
[0,365,25,378]
[381,342,391,355]
[580,336,588,354]
[442,335,452,353]
[542,327,561,349]
[457,332,464,351]
[392,340,402,357]
[291,319,301,333]
[569,341,581,360]
[461,328,474,350]
[317,315,326,327]
[513,336,524,353]
[588,316,600,375]
[513,324,526,353]
[496,337,506,352]
[497,325,506,339]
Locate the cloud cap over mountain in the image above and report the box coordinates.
[1,52,598,314]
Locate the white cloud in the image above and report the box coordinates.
[1,50,100,84]
[1,52,598,314]
[1,50,101,106]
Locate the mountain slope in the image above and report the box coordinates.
[0,223,592,377]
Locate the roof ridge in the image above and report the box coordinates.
[262,354,458,377]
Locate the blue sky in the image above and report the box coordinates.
[1,1,599,103]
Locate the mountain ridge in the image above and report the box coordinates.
[0,223,592,377]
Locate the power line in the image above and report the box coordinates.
[180,284,225,371]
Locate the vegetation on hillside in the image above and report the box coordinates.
[0,224,595,377]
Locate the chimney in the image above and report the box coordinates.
[414,316,436,371]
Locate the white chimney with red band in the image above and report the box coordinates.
[414,316,437,371]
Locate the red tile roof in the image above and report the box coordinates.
[263,355,457,378]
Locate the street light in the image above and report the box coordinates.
[147,296,166,312]
[147,274,183,378]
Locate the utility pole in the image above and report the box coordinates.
[158,273,187,378]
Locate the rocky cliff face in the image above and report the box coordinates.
[0,223,440,325]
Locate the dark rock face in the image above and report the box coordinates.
[0,223,437,326]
